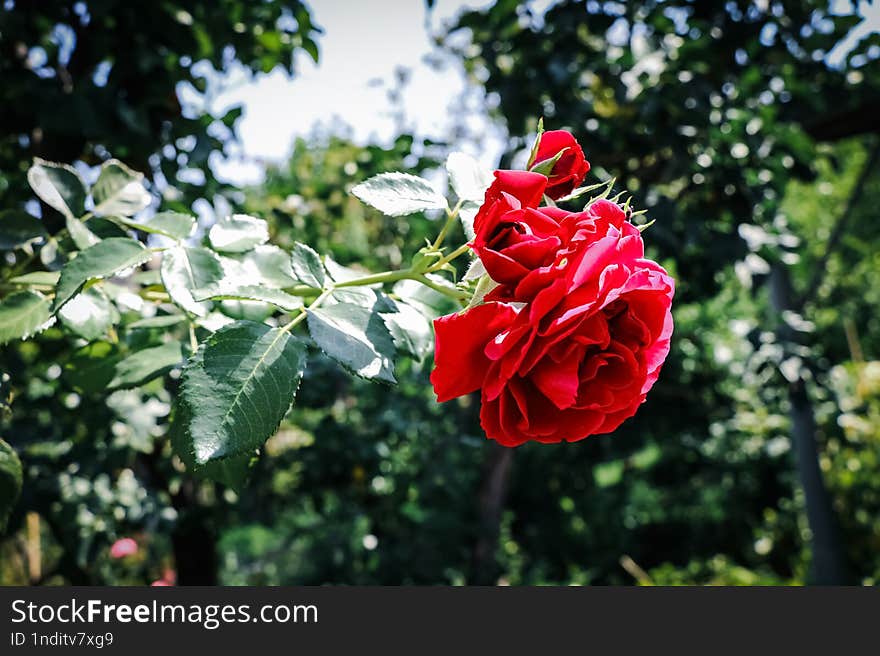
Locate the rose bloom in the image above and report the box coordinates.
[433,212,673,446]
[473,168,632,304]
[531,130,591,199]
[109,537,138,559]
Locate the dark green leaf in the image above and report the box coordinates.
[307,302,396,382]
[53,238,151,312]
[115,211,197,240]
[91,159,151,216]
[351,172,448,216]
[160,245,225,317]
[65,341,122,394]
[208,214,269,252]
[58,287,119,341]
[27,159,87,219]
[0,439,22,532]
[290,242,325,289]
[193,284,303,312]
[109,342,185,389]
[0,291,53,344]
[177,321,307,464]
[65,215,100,250]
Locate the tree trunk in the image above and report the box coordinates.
[769,264,851,584]
[470,442,514,585]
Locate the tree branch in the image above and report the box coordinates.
[796,138,880,311]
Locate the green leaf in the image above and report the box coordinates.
[351,172,448,216]
[9,271,59,287]
[383,298,433,360]
[58,287,119,341]
[0,439,22,532]
[127,314,186,329]
[169,398,255,491]
[458,202,479,241]
[160,245,225,317]
[222,245,297,288]
[446,152,492,202]
[0,210,44,250]
[66,215,100,250]
[109,342,185,390]
[53,238,151,312]
[27,159,87,219]
[177,321,307,464]
[392,278,457,318]
[91,159,151,216]
[0,291,53,344]
[65,341,122,394]
[193,284,303,312]
[290,242,325,289]
[115,211,196,240]
[208,214,269,252]
[307,302,396,382]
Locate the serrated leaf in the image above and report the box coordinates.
[218,300,273,322]
[91,159,151,216]
[160,245,225,317]
[9,271,59,287]
[290,242,325,289]
[351,172,448,216]
[324,256,364,283]
[115,211,196,240]
[382,299,433,360]
[177,321,307,464]
[392,278,455,318]
[221,245,297,288]
[58,287,119,341]
[0,439,22,532]
[65,341,122,394]
[66,215,100,250]
[27,159,87,219]
[0,210,44,250]
[53,238,151,312]
[208,214,269,252]
[169,398,255,491]
[0,291,53,344]
[307,302,396,382]
[109,342,184,390]
[446,152,493,202]
[127,314,186,329]
[194,284,303,312]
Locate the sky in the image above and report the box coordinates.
[190,0,880,185]
[199,0,503,185]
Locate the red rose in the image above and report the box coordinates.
[432,219,673,446]
[531,130,591,199]
[477,197,628,304]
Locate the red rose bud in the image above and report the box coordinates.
[531,130,591,199]
[432,217,673,447]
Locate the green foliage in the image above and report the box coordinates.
[352,172,448,216]
[307,302,397,383]
[177,321,308,465]
[53,238,151,311]
[0,439,22,532]
[0,291,52,344]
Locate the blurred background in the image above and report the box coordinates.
[1,0,879,585]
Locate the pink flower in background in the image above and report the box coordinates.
[109,537,138,559]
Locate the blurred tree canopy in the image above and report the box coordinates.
[0,0,320,230]
[2,0,880,587]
